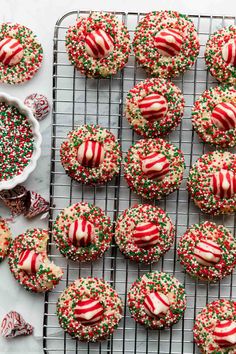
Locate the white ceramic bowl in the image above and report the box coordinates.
[0,92,42,191]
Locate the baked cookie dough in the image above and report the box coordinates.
[53,202,113,262]
[115,204,174,264]
[57,277,123,341]
[124,138,185,200]
[192,85,236,148]
[0,218,11,262]
[125,77,185,138]
[60,124,122,185]
[187,151,236,215]
[65,11,131,78]
[8,228,63,293]
[128,272,186,329]
[0,23,43,84]
[133,11,199,78]
[194,299,236,353]
[177,221,236,282]
[205,25,236,85]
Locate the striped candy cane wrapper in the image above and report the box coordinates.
[0,311,33,338]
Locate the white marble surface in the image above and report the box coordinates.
[0,0,236,353]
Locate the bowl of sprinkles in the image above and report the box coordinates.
[0,92,42,190]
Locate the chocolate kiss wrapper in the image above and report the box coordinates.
[24,191,50,219]
[0,311,33,338]
[0,185,31,216]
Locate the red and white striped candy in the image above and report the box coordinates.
[132,221,160,249]
[77,141,104,168]
[138,93,168,122]
[68,217,94,247]
[74,298,104,325]
[193,239,222,266]
[18,250,42,274]
[85,29,114,59]
[211,102,236,131]
[211,169,236,199]
[222,39,236,67]
[155,28,183,57]
[141,152,170,180]
[144,292,170,318]
[0,37,23,66]
[213,320,236,348]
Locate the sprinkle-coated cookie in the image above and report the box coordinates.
[177,221,236,282]
[194,299,236,353]
[65,12,131,78]
[205,25,236,85]
[133,11,199,79]
[125,77,185,138]
[192,85,236,148]
[60,124,122,185]
[0,218,11,262]
[187,151,236,215]
[115,204,174,264]
[0,23,43,85]
[57,277,123,341]
[124,138,185,200]
[128,272,186,329]
[0,101,34,182]
[53,202,113,262]
[8,228,63,293]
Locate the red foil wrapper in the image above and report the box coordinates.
[24,191,50,219]
[24,93,50,121]
[0,311,33,338]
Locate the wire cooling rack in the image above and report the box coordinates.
[43,11,236,354]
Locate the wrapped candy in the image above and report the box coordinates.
[24,93,50,121]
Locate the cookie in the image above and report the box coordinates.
[194,299,236,353]
[205,25,236,85]
[128,271,186,329]
[0,23,43,84]
[115,204,174,264]
[57,277,123,341]
[0,101,34,182]
[60,124,122,185]
[192,85,236,148]
[133,10,199,78]
[0,218,11,262]
[177,221,236,282]
[8,228,63,293]
[53,202,113,262]
[187,151,236,215]
[125,77,185,138]
[65,11,130,78]
[124,138,185,200]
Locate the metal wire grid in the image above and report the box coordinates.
[43,11,236,354]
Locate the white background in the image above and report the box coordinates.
[0,0,236,353]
